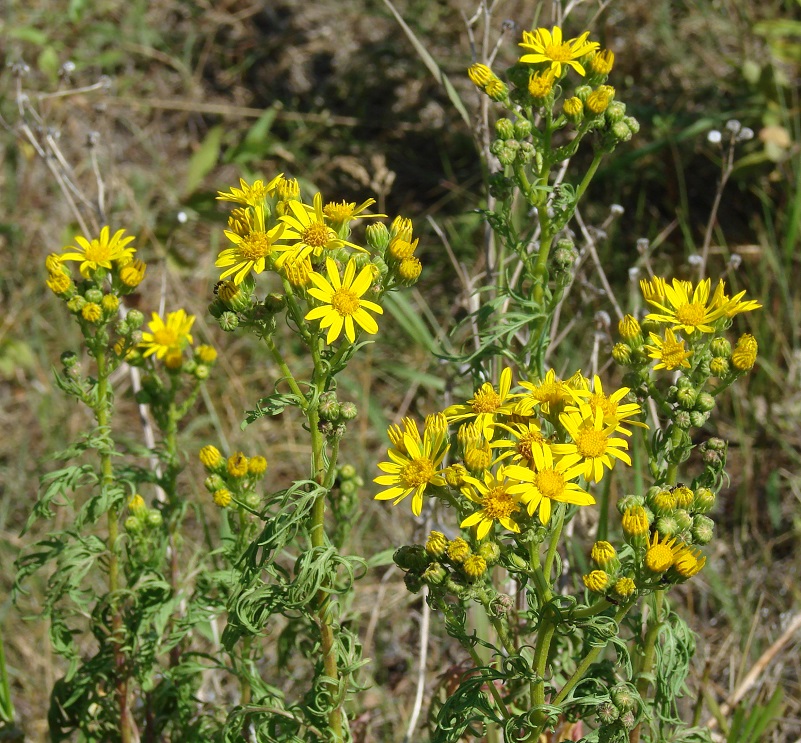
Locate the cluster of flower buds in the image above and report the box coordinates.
[594,682,643,736]
[198,444,268,511]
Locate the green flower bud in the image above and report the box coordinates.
[489,139,505,156]
[518,141,535,163]
[610,684,638,713]
[124,516,142,533]
[243,491,261,510]
[612,343,632,365]
[620,710,637,730]
[339,479,357,496]
[495,118,515,139]
[84,288,103,304]
[605,100,626,124]
[477,541,501,565]
[674,410,692,429]
[689,410,709,428]
[611,121,632,142]
[575,85,592,102]
[365,222,390,251]
[194,364,210,380]
[422,562,448,586]
[339,464,357,480]
[710,337,732,357]
[489,593,514,616]
[674,509,693,531]
[115,320,130,336]
[693,487,716,514]
[339,401,358,420]
[496,145,517,166]
[623,116,640,134]
[655,516,679,539]
[319,392,340,421]
[514,118,532,139]
[707,437,727,451]
[204,474,225,492]
[596,701,620,725]
[219,311,239,331]
[677,387,698,409]
[67,295,86,313]
[692,515,715,544]
[146,510,163,528]
[695,392,715,412]
[617,494,645,514]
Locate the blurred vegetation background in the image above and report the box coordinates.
[1,0,800,740]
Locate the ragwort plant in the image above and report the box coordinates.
[12,17,764,743]
[372,24,762,743]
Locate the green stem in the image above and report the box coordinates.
[95,348,131,743]
[263,335,308,411]
[542,504,564,584]
[574,151,604,204]
[630,590,665,743]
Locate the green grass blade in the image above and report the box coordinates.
[381,0,471,128]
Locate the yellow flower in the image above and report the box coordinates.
[467,63,494,88]
[374,415,449,516]
[589,49,615,75]
[645,328,692,371]
[444,367,517,438]
[60,226,136,278]
[227,452,248,478]
[82,302,102,323]
[248,455,268,477]
[426,530,447,557]
[199,445,222,469]
[213,488,232,508]
[566,374,646,435]
[673,545,706,578]
[215,208,290,285]
[586,85,615,114]
[644,277,726,334]
[639,276,667,303]
[583,570,610,593]
[305,257,383,344]
[196,344,217,364]
[563,97,583,118]
[462,554,487,580]
[119,259,147,288]
[275,175,300,202]
[710,279,762,318]
[447,538,471,563]
[490,420,546,467]
[591,541,617,567]
[280,192,366,261]
[47,271,72,295]
[139,309,195,359]
[128,494,146,512]
[618,314,641,341]
[731,333,758,371]
[460,468,523,539]
[518,26,599,77]
[505,444,595,525]
[323,198,385,225]
[622,506,650,537]
[555,403,632,483]
[398,256,422,283]
[645,532,681,573]
[528,69,557,98]
[613,576,636,598]
[216,175,283,206]
[516,368,577,417]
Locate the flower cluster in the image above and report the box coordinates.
[375,368,643,537]
[198,445,269,510]
[582,483,714,598]
[209,176,421,345]
[468,25,638,183]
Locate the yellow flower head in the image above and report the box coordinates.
[591,540,617,567]
[645,532,681,573]
[467,63,494,88]
[323,198,385,225]
[216,175,283,206]
[305,257,383,344]
[283,254,314,287]
[139,309,195,359]
[47,271,72,295]
[586,85,615,115]
[731,333,758,371]
[61,226,136,279]
[444,367,517,438]
[710,279,762,318]
[583,570,610,593]
[490,420,546,466]
[644,277,726,334]
[673,545,706,578]
[447,538,471,564]
[639,276,667,303]
[374,415,449,516]
[554,403,632,483]
[589,49,615,75]
[196,344,218,364]
[645,329,692,371]
[426,530,447,557]
[213,488,232,508]
[216,213,290,285]
[516,368,575,418]
[566,374,645,435]
[528,69,557,99]
[505,444,595,525]
[622,506,650,537]
[119,259,147,288]
[673,486,694,509]
[398,256,422,283]
[227,452,248,478]
[128,494,146,513]
[618,314,641,341]
[613,576,636,598]
[275,176,300,202]
[519,26,599,77]
[199,445,222,469]
[563,96,583,118]
[248,455,268,477]
[444,463,467,487]
[462,554,487,580]
[460,468,523,539]
[280,192,367,261]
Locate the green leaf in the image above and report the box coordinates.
[185,125,223,196]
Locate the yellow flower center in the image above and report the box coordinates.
[660,337,688,368]
[302,222,331,248]
[83,240,112,263]
[589,393,616,418]
[575,426,608,458]
[516,431,543,460]
[470,385,501,413]
[400,457,436,488]
[645,544,674,573]
[323,203,354,222]
[481,486,518,519]
[545,41,574,62]
[675,301,706,327]
[331,288,360,316]
[238,231,273,261]
[535,468,565,499]
[153,328,179,347]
